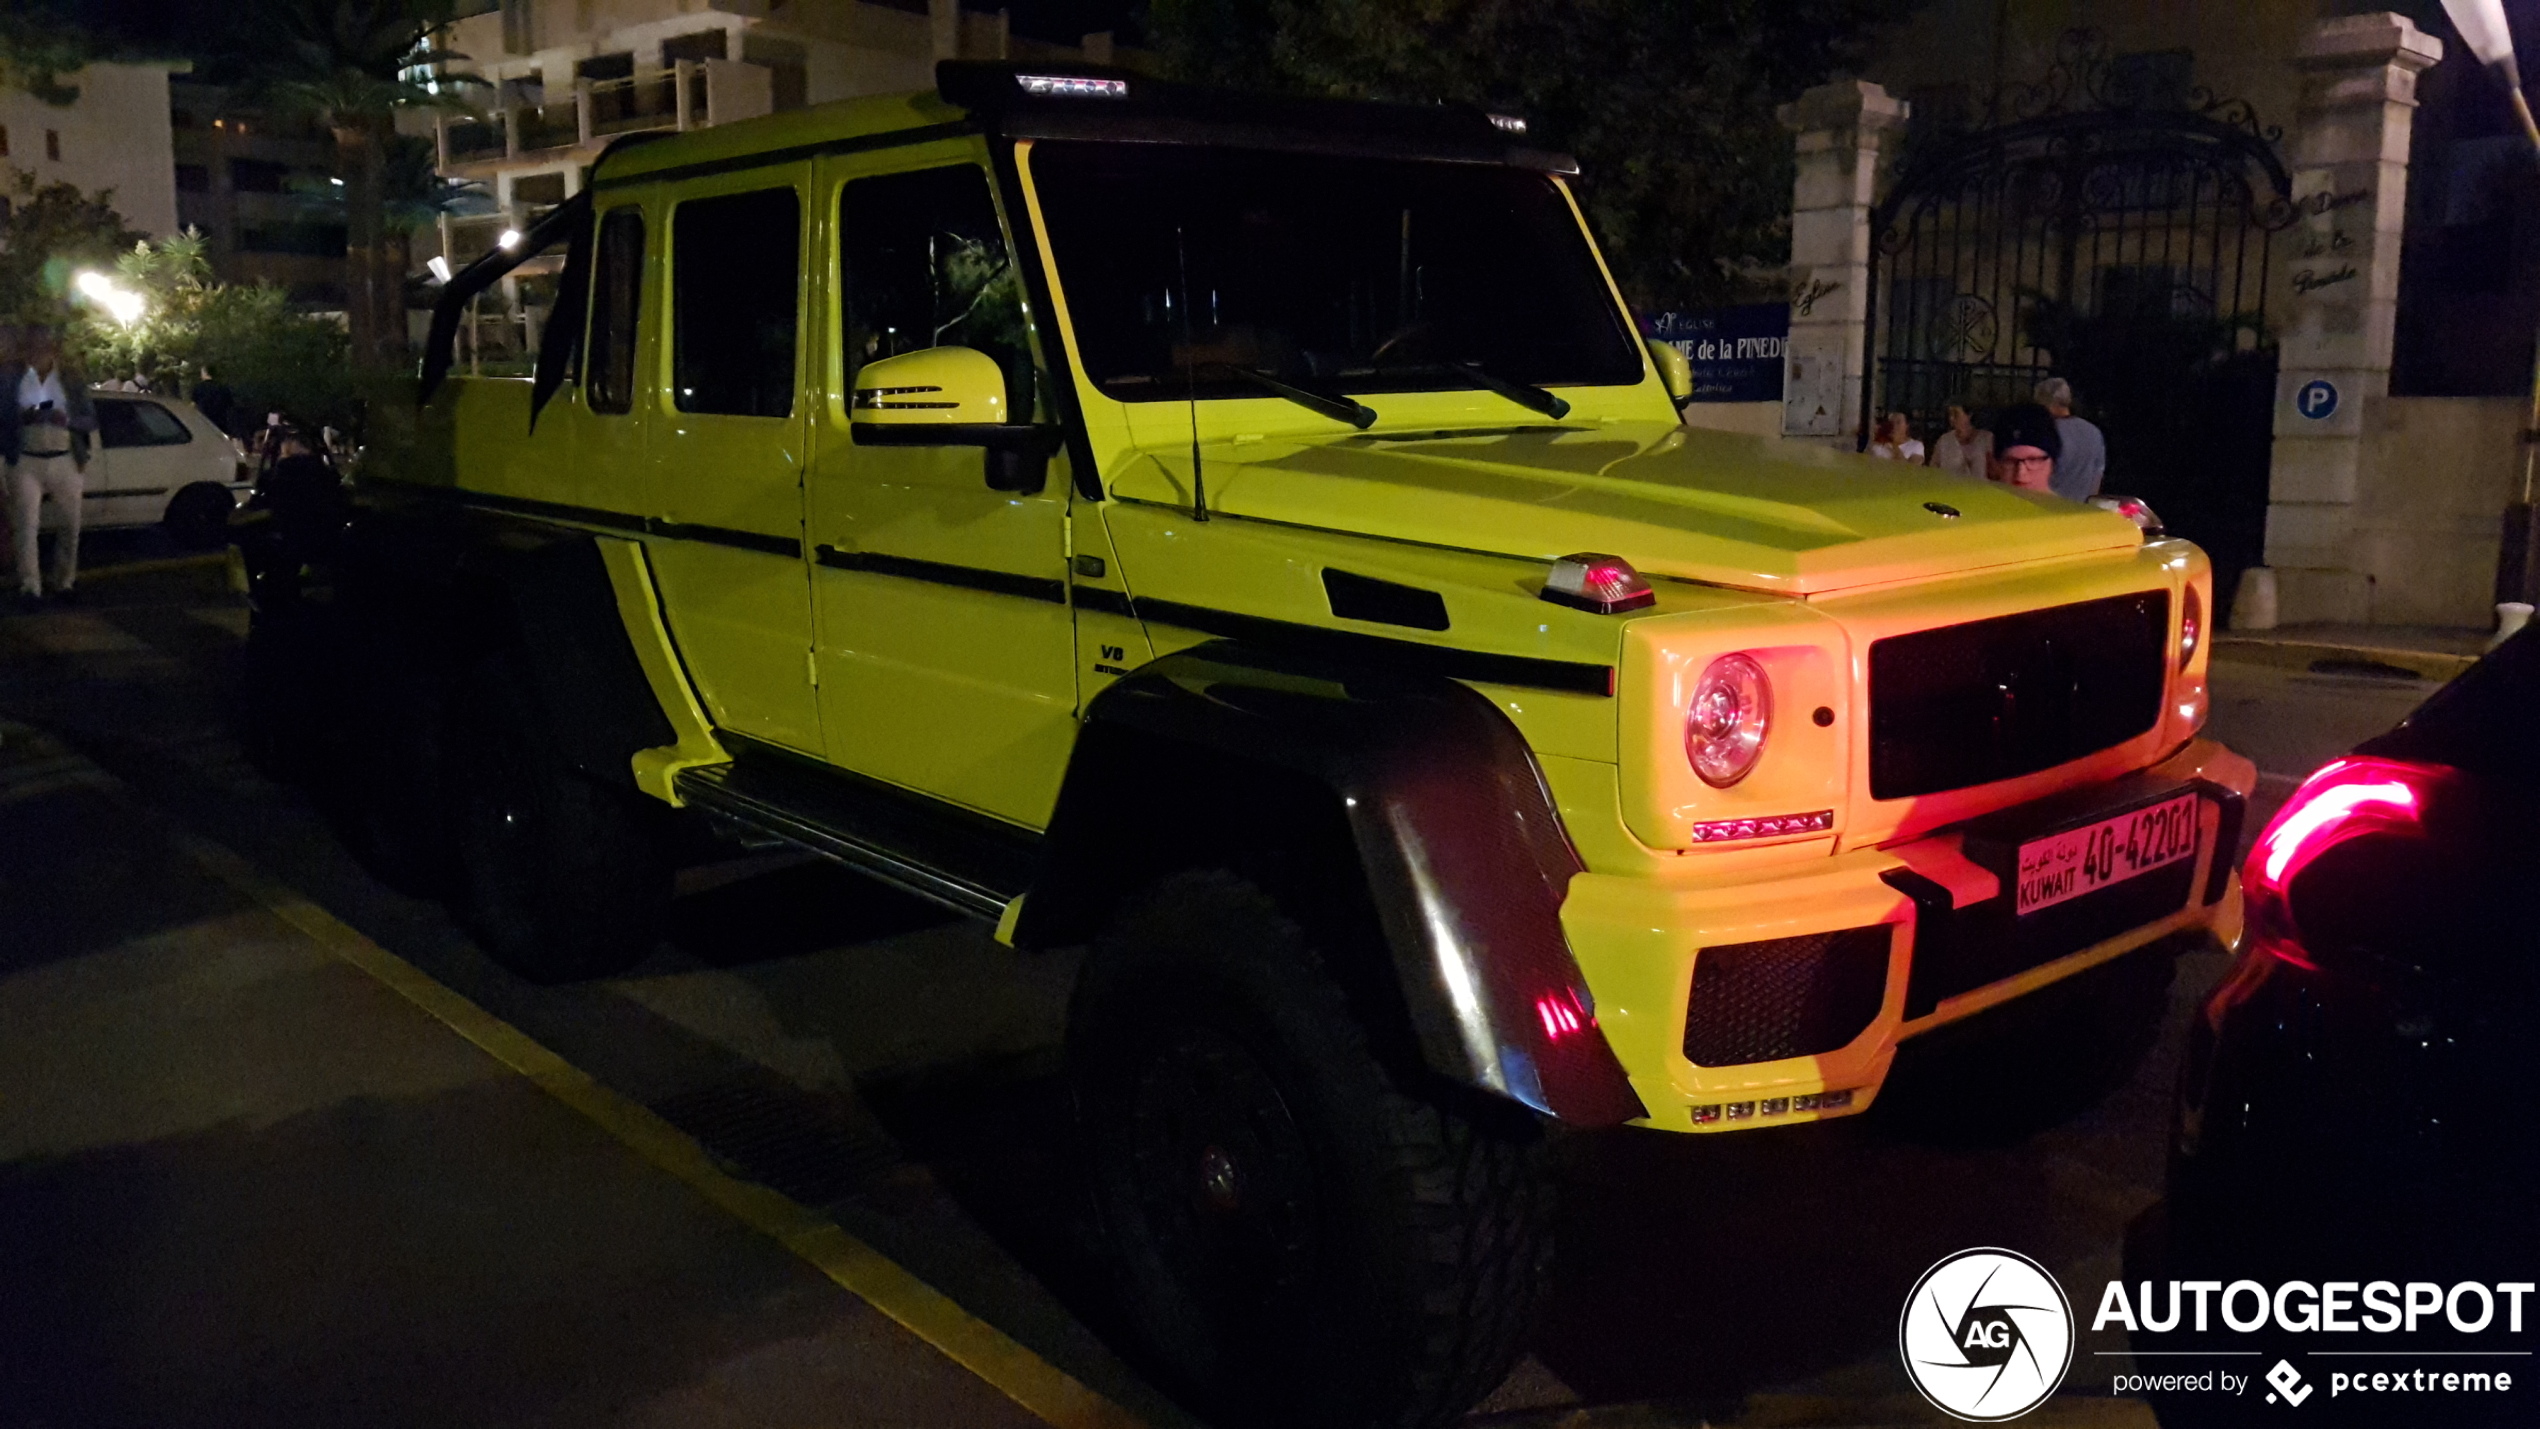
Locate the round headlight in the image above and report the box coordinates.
[1686,653,1771,788]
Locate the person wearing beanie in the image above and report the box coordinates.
[1992,401,2061,493]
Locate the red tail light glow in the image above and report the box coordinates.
[2242,757,2450,971]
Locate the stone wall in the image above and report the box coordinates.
[2346,395,2521,626]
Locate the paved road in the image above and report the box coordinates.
[0,542,2441,1428]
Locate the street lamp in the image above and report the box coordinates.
[2443,0,2540,609]
[72,270,146,327]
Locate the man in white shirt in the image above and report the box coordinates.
[5,326,96,608]
[2034,377,2106,502]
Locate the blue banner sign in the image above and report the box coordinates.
[1649,305,1788,403]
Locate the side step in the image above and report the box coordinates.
[674,749,1037,923]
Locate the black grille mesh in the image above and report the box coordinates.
[1869,590,2170,800]
[1683,926,1893,1067]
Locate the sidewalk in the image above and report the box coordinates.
[2213,621,2493,681]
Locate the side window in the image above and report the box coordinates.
[585,207,645,415]
[95,401,190,448]
[672,186,799,417]
[840,165,1033,417]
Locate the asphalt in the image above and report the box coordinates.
[0,534,2455,1429]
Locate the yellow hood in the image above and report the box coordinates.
[1109,422,2141,596]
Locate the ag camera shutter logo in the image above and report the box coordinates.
[1900,1248,2076,1420]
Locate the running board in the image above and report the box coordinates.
[674,752,1036,923]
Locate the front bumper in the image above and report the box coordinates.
[1562,738,2253,1133]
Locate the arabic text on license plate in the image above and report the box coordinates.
[2014,794,2200,917]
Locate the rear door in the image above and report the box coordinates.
[86,396,195,527]
[641,169,821,755]
[806,152,1077,824]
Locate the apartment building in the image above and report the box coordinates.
[169,81,347,305]
[0,62,179,237]
[421,0,1128,360]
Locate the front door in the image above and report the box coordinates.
[643,172,821,754]
[808,154,1076,825]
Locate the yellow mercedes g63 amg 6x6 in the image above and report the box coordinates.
[269,62,2251,1429]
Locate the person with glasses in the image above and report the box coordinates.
[1991,402,2061,494]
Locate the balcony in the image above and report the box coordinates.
[437,60,767,172]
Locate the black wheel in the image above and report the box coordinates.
[1070,869,1553,1429]
[164,482,236,550]
[450,652,669,981]
[316,631,460,898]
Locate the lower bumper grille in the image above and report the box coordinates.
[1869,590,2170,800]
[1683,927,1892,1067]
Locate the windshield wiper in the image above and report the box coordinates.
[1442,361,1572,420]
[1361,357,1572,420]
[1203,362,1377,429]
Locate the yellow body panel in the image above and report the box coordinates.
[406,93,2254,1138]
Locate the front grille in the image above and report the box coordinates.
[1869,590,2169,800]
[1683,926,1892,1067]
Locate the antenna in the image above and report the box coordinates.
[1175,224,1208,522]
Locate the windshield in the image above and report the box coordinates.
[1028,142,1644,403]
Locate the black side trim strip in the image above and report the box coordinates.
[655,520,801,558]
[375,483,804,558]
[1071,585,1135,618]
[1134,596,1613,696]
[813,544,1067,604]
[594,120,978,191]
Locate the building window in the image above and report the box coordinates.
[175,164,211,193]
[44,129,58,161]
[231,159,291,194]
[241,224,348,257]
[672,186,798,417]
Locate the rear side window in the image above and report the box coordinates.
[672,187,799,417]
[840,165,1033,418]
[585,207,645,415]
[96,400,193,448]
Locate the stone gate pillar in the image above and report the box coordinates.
[2261,13,2442,624]
[1779,81,1910,446]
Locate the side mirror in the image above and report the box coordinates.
[849,345,1061,495]
[1645,338,1694,409]
[850,345,1008,426]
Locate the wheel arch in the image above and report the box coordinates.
[1018,642,1646,1128]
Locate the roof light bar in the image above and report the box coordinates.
[1684,809,1833,844]
[1541,552,1655,614]
[1016,73,1128,99]
[1489,114,1528,133]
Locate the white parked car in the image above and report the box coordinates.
[85,392,251,548]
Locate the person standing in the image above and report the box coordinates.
[1868,412,1925,462]
[3,326,97,609]
[2033,377,2105,501]
[1929,400,1993,479]
[1993,402,2062,493]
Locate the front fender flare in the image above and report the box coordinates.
[1022,643,1645,1128]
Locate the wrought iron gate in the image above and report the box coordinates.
[1864,33,2296,607]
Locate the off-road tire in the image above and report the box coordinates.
[449,651,669,981]
[1070,869,1554,1429]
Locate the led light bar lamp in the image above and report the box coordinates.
[2444,0,2540,604]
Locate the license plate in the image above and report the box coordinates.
[2013,793,2200,916]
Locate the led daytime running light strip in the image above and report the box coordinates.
[1685,809,1833,843]
[1690,1089,1853,1124]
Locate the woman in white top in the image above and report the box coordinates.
[1928,401,1993,479]
[1868,411,1925,462]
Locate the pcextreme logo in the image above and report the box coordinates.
[1900,1248,2076,1421]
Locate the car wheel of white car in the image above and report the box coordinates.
[164,482,236,550]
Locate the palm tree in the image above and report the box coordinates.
[252,0,474,365]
